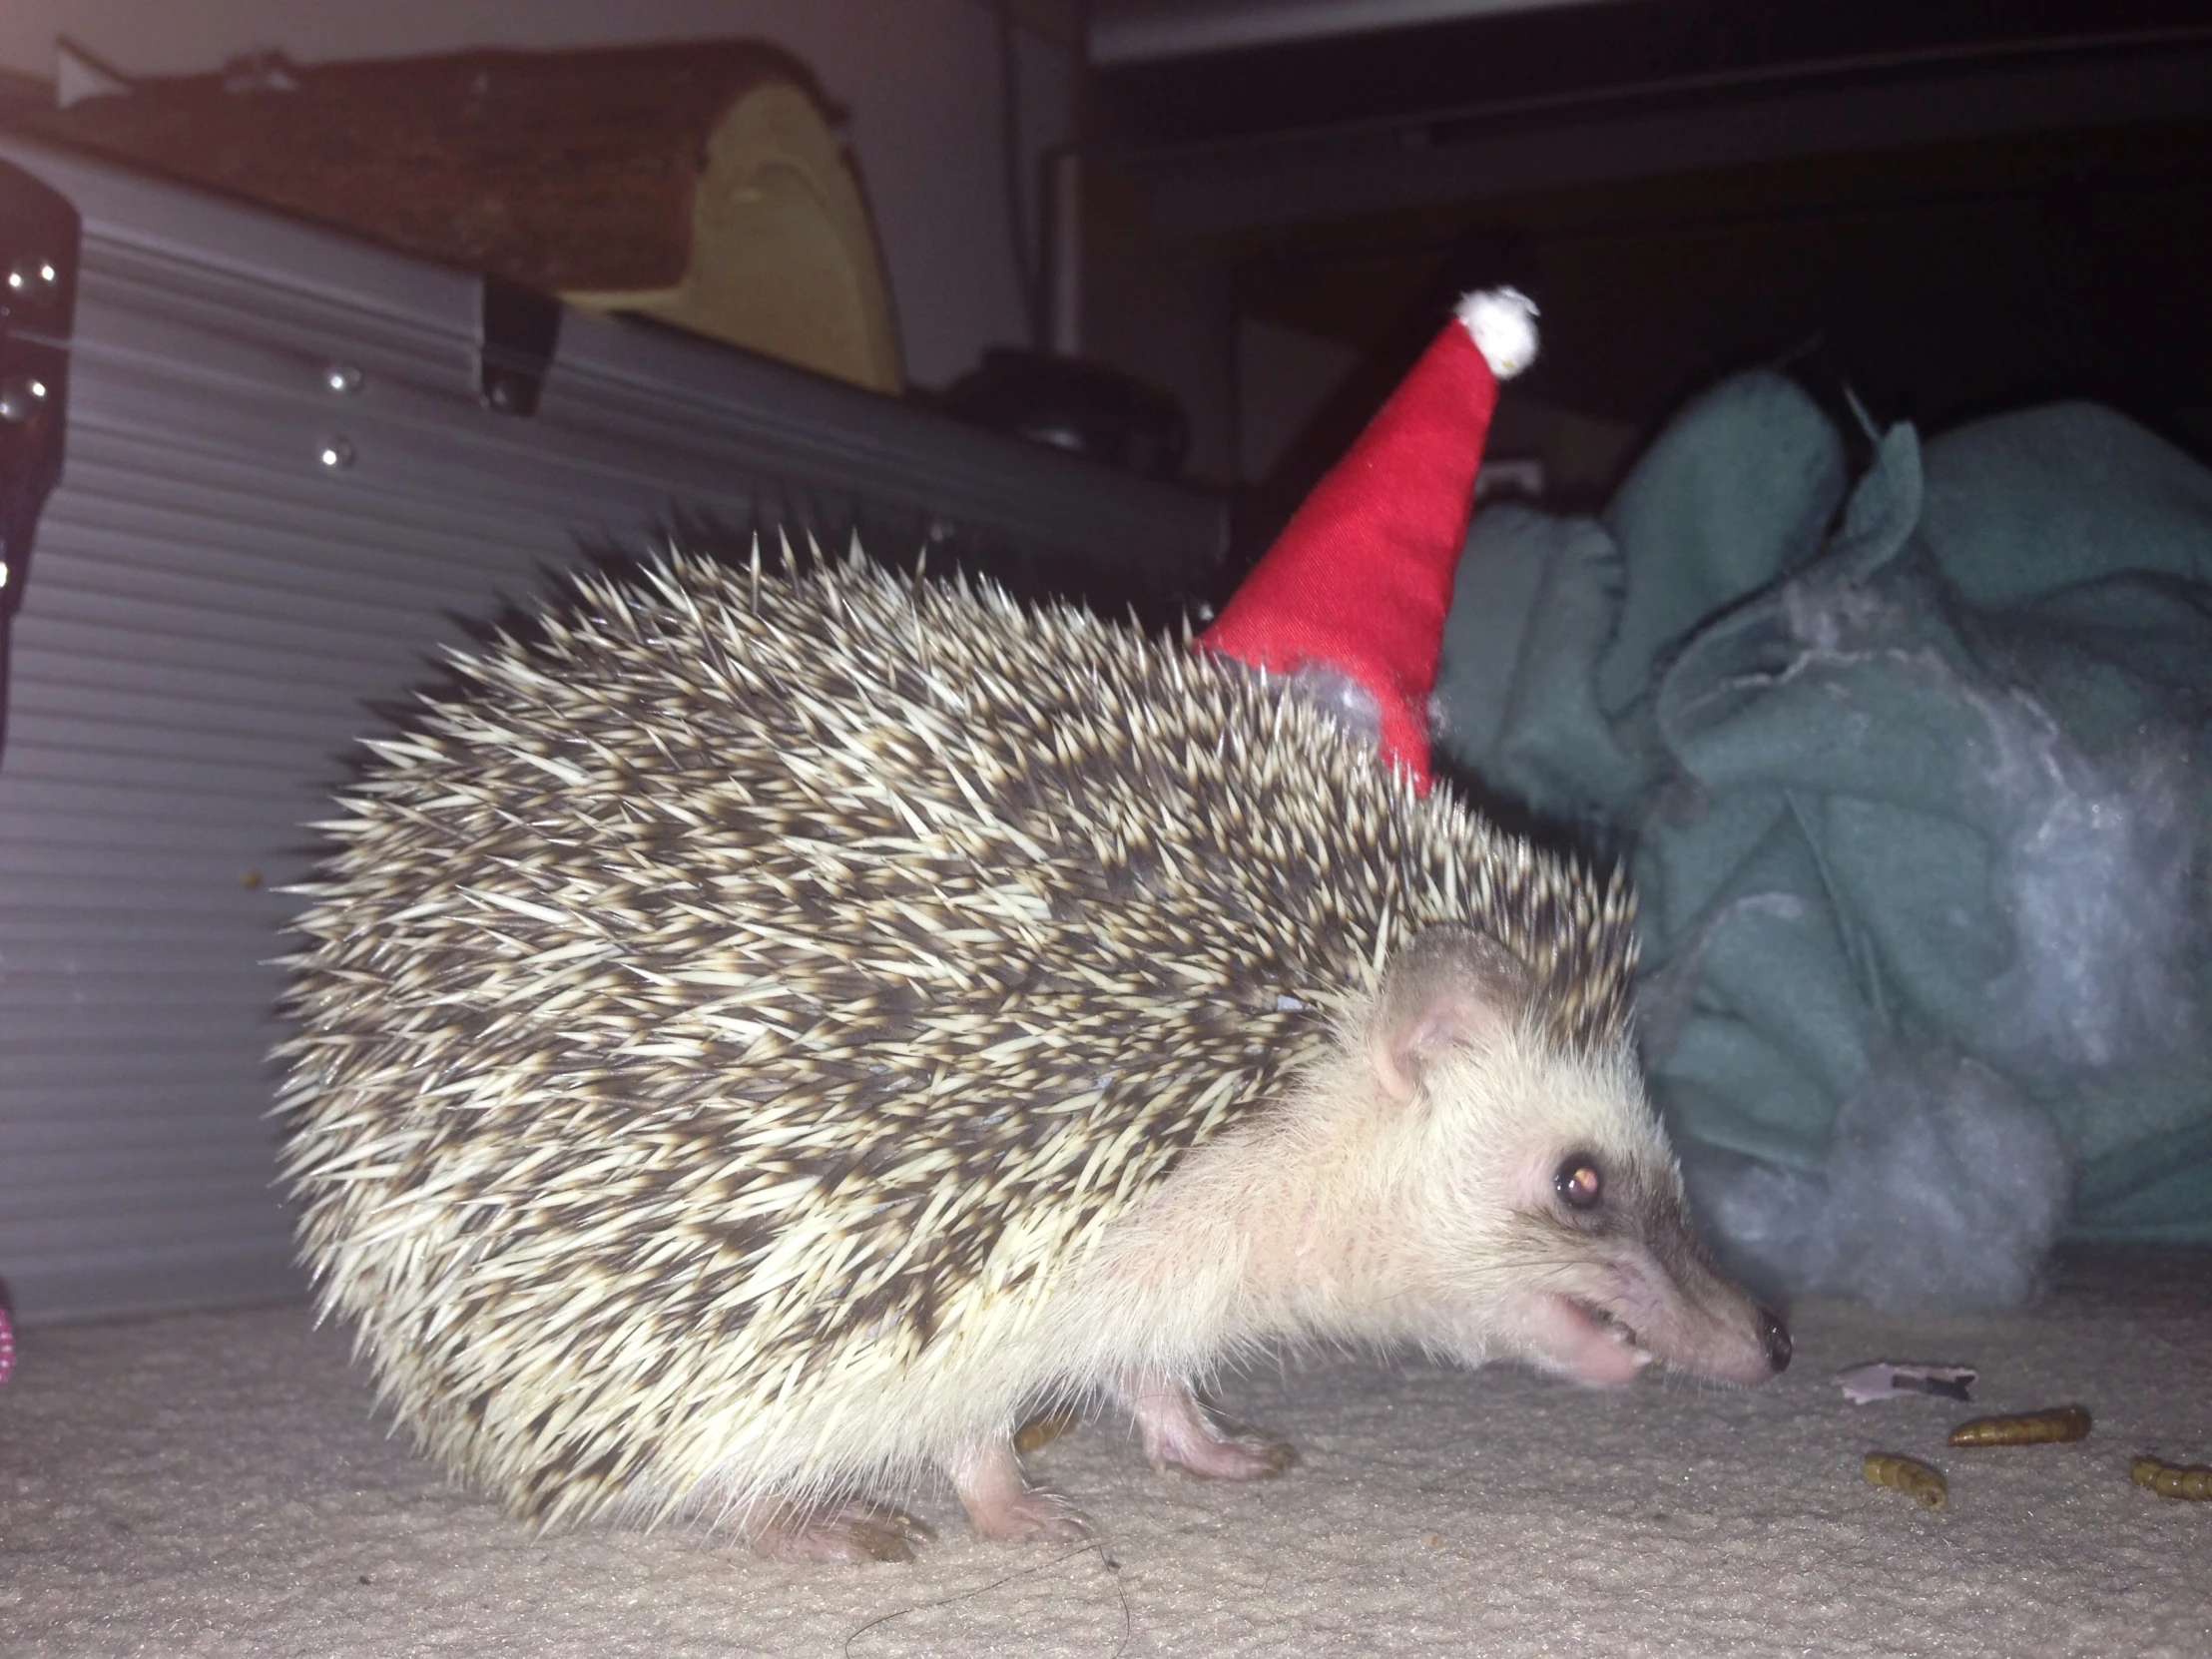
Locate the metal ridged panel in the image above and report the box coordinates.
[0,135,1225,1324]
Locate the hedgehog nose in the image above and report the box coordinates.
[1756,1307,1793,1374]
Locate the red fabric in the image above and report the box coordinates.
[1200,315,1498,791]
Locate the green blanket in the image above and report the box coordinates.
[1434,373,2212,1301]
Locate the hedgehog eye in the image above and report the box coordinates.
[1555,1155,1604,1211]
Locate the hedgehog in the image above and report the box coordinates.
[275,541,1790,1563]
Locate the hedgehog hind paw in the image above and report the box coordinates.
[1127,1375,1297,1482]
[1167,1423,1298,1482]
[746,1500,935,1564]
[950,1439,1094,1543]
[967,1483,1094,1544]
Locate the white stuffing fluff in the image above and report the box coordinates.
[1689,1051,2071,1312]
[1674,576,2200,1311]
[1974,713,2197,1073]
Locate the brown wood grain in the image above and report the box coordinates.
[17,41,832,294]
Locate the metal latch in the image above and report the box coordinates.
[0,160,79,762]
[477,276,561,417]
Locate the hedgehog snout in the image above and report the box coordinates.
[1470,1154,1788,1388]
[1612,1215,1791,1387]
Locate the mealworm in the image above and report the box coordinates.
[1947,1404,2091,1446]
[1864,1452,1947,1510]
[2132,1457,2212,1500]
[1013,1405,1078,1456]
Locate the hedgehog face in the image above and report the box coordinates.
[1478,1095,1790,1389]
[1366,931,1789,1390]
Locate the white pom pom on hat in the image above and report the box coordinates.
[1457,286,1539,380]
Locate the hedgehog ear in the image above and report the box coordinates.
[1369,925,1532,1103]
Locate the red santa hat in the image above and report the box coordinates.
[1200,287,1538,792]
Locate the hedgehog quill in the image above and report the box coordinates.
[275,542,1790,1563]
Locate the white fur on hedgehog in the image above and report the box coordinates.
[276,543,1772,1555]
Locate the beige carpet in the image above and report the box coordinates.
[3,1249,2208,1658]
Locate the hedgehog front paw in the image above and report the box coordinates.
[747,1500,935,1564]
[1126,1374,1297,1482]
[949,1438,1094,1543]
